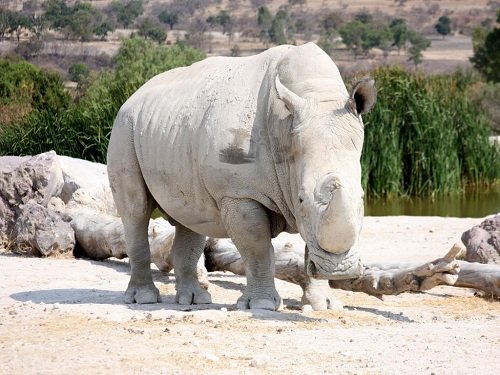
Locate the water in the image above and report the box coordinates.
[365,186,500,218]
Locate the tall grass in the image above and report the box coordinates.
[362,67,499,198]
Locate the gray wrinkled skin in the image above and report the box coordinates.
[107,43,376,310]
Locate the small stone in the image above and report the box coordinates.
[220,307,228,312]
[204,353,219,362]
[301,305,313,313]
[191,340,201,348]
[250,355,270,368]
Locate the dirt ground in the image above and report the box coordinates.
[1,216,499,374]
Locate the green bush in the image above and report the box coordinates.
[68,62,90,83]
[361,66,500,197]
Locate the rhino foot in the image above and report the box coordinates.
[236,288,282,311]
[175,283,212,305]
[124,282,161,304]
[301,278,343,311]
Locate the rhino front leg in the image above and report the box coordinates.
[301,278,343,311]
[171,224,212,305]
[221,198,281,311]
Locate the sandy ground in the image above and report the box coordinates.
[1,216,499,374]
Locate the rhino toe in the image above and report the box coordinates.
[176,285,212,305]
[124,283,161,304]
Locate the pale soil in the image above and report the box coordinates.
[1,216,499,374]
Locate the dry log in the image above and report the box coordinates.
[328,245,461,297]
[205,240,500,299]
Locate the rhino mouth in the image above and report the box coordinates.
[305,243,363,280]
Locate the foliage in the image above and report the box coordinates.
[7,10,29,42]
[269,7,295,45]
[435,15,451,38]
[407,31,431,67]
[361,67,499,197]
[68,63,90,83]
[0,37,204,162]
[322,12,343,35]
[389,18,408,53]
[0,8,31,41]
[42,0,72,31]
[0,57,69,129]
[257,5,295,45]
[0,9,9,40]
[42,0,111,41]
[29,14,47,40]
[0,57,70,114]
[339,20,392,57]
[158,10,179,30]
[470,11,500,83]
[69,2,103,42]
[94,20,115,40]
[207,10,232,35]
[138,17,167,44]
[110,0,144,28]
[257,5,273,43]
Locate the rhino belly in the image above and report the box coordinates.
[141,167,228,238]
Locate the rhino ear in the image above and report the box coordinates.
[347,78,376,115]
[275,75,307,114]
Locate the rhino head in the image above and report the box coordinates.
[274,74,376,280]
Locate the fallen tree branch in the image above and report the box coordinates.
[205,240,500,299]
[328,244,461,297]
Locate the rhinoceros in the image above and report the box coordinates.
[107,42,376,310]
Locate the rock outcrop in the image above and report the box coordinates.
[462,214,500,264]
[0,151,72,256]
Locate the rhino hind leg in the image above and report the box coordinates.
[221,198,281,311]
[171,224,212,305]
[107,122,160,304]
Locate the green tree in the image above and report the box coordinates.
[111,0,144,28]
[43,0,72,32]
[322,12,342,35]
[158,10,178,30]
[7,11,30,42]
[361,23,392,54]
[389,18,408,54]
[0,9,10,41]
[68,3,100,42]
[68,62,90,83]
[257,5,273,44]
[29,14,47,40]
[138,17,166,44]
[407,31,431,67]
[435,15,451,38]
[94,20,115,41]
[339,20,365,57]
[470,10,500,82]
[207,10,232,35]
[269,7,295,45]
[354,9,373,24]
